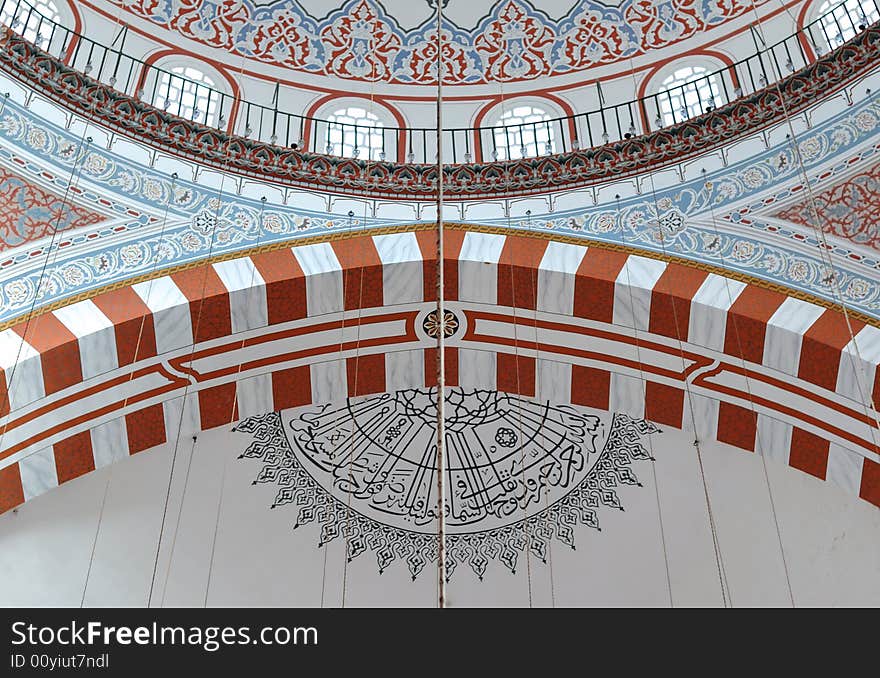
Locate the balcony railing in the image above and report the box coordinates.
[0,0,877,165]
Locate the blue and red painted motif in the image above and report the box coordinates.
[0,165,105,250]
[106,0,769,84]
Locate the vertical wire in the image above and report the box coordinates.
[701,177,795,606]
[739,0,880,602]
[339,184,370,608]
[150,166,228,606]
[324,251,357,608]
[630,37,730,603]
[0,129,92,453]
[79,173,179,609]
[747,0,880,448]
[0,133,92,486]
[203,197,269,608]
[634,21,740,606]
[434,0,448,608]
[79,466,112,608]
[613,192,674,608]
[496,48,534,606]
[0,0,128,441]
[624,57,674,607]
[150,46,249,607]
[0,20,96,573]
[334,224,360,607]
[525,227,556,607]
[620,37,738,601]
[505,205,533,607]
[638,180,733,607]
[341,17,380,609]
[153,435,196,607]
[204,435,229,608]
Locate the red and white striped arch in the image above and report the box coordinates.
[1,227,878,513]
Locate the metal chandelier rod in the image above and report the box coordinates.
[434,0,448,609]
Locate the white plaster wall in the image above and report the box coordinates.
[0,417,877,607]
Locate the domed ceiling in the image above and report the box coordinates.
[0,1,879,609]
[87,0,772,84]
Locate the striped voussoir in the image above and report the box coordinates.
[0,229,877,514]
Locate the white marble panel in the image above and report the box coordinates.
[689,275,748,351]
[235,373,274,419]
[162,392,201,443]
[763,297,825,376]
[610,372,644,418]
[458,232,506,304]
[292,244,344,316]
[385,350,424,392]
[826,443,865,496]
[535,359,571,404]
[19,447,58,501]
[53,300,118,381]
[756,413,793,464]
[837,325,880,404]
[309,359,347,405]
[683,393,720,444]
[613,256,667,330]
[212,258,268,334]
[373,233,424,306]
[537,241,587,315]
[457,348,496,390]
[132,277,193,354]
[0,329,44,410]
[90,417,130,469]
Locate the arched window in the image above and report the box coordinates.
[656,64,723,126]
[491,104,556,160]
[0,0,61,47]
[324,106,385,160]
[816,0,878,46]
[153,64,222,127]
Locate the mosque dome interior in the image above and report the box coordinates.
[0,0,878,607]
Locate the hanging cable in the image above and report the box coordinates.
[613,191,675,608]
[504,194,534,607]
[79,171,180,609]
[434,0,448,609]
[203,196,270,608]
[493,48,535,607]
[625,53,734,604]
[0,129,92,453]
[618,56,676,608]
[523,226,557,607]
[79,467,112,608]
[0,96,96,600]
[720,2,880,603]
[152,435,196,607]
[746,0,880,451]
[0,59,115,586]
[150,204,223,607]
[643,113,734,606]
[340,13,382,608]
[627,50,724,606]
[150,46,250,607]
[702,175,796,606]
